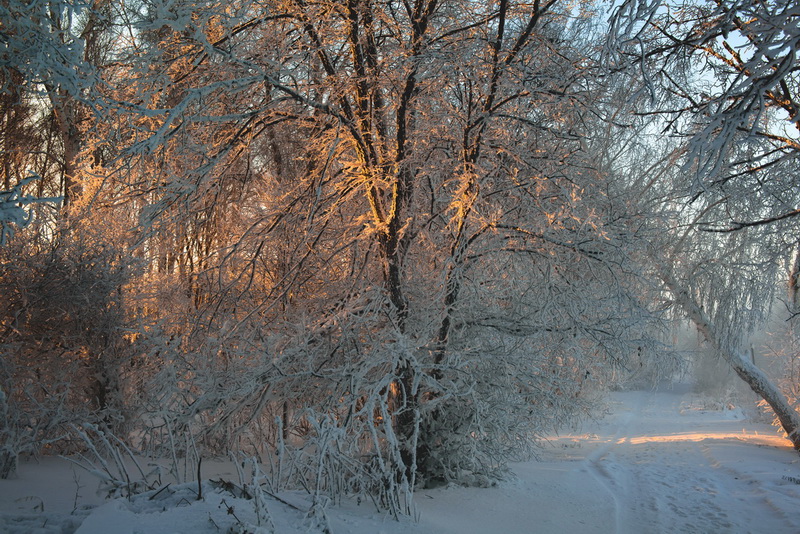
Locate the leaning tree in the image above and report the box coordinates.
[607,0,800,449]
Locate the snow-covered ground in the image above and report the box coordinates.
[2,383,799,533]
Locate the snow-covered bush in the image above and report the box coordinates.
[0,380,71,479]
[0,216,138,477]
[66,423,162,499]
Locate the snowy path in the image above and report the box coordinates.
[573,386,800,533]
[2,385,800,533]
[414,385,800,534]
[585,387,745,532]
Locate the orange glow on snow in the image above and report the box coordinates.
[622,432,792,448]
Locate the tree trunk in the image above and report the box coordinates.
[659,264,800,451]
[0,389,16,479]
[0,449,16,479]
[50,93,82,210]
[789,242,800,310]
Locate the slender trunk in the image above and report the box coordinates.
[382,234,420,479]
[0,450,16,479]
[659,263,800,451]
[789,242,800,310]
[47,87,82,211]
[0,390,16,479]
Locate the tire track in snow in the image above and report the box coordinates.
[573,384,800,533]
[577,387,744,533]
[578,390,649,533]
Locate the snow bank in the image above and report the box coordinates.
[2,386,799,533]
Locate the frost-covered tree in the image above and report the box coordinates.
[99,0,662,504]
[0,0,119,212]
[607,0,800,449]
[0,0,675,503]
